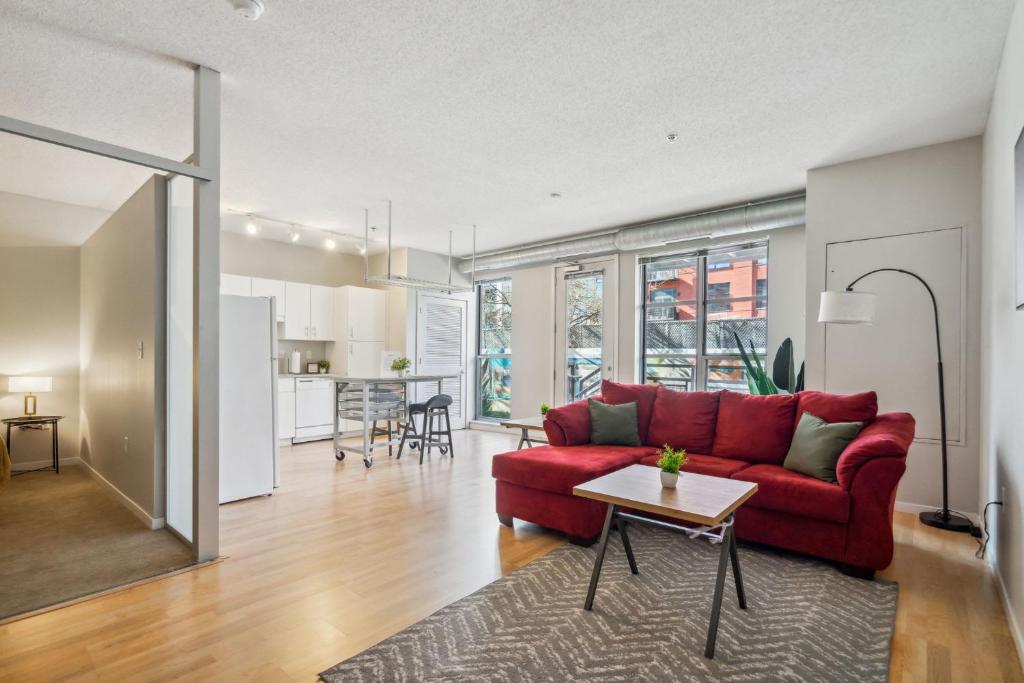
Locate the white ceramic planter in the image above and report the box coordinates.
[660,470,679,488]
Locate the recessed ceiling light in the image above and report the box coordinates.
[550,192,562,198]
[324,235,337,250]
[245,216,258,235]
[666,133,679,143]
[229,0,265,21]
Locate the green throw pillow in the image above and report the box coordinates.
[588,399,642,446]
[783,412,864,483]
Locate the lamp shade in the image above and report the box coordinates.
[8,376,53,393]
[818,290,876,325]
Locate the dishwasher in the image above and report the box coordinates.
[294,377,334,442]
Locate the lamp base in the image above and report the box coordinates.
[919,510,973,533]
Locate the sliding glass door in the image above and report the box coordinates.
[555,258,617,404]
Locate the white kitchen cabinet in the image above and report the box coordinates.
[310,285,334,341]
[284,282,312,340]
[294,377,334,440]
[329,286,388,375]
[346,287,387,341]
[278,377,296,440]
[221,273,252,296]
[252,277,287,322]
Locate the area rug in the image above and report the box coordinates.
[320,523,897,682]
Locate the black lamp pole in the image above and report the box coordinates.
[845,268,972,533]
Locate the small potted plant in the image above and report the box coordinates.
[540,403,550,416]
[656,444,687,489]
[317,359,331,374]
[390,356,412,377]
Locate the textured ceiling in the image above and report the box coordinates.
[0,0,1015,253]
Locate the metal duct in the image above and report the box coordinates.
[458,194,805,274]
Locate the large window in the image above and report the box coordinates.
[477,278,512,420]
[641,243,768,393]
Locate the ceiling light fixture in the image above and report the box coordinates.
[245,216,258,235]
[229,0,265,21]
[289,226,300,243]
[324,235,337,250]
[550,192,562,198]
[666,133,679,143]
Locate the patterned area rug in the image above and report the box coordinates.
[321,524,897,682]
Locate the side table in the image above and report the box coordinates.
[3,416,64,474]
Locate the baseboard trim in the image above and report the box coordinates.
[78,459,165,530]
[993,562,1024,670]
[894,500,980,525]
[12,456,82,471]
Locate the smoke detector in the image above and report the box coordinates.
[230,0,265,20]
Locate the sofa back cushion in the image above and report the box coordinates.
[588,399,642,446]
[543,399,593,446]
[711,391,798,463]
[795,390,878,428]
[600,380,658,443]
[646,387,720,452]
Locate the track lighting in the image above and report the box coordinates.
[324,235,337,250]
[289,226,300,243]
[245,216,258,235]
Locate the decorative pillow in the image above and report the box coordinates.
[711,391,799,464]
[783,412,864,483]
[795,390,877,428]
[600,380,658,443]
[588,399,642,446]
[646,387,720,452]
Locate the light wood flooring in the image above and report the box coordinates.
[0,429,1019,681]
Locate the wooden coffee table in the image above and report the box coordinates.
[573,465,758,659]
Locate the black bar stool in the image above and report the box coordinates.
[398,394,454,464]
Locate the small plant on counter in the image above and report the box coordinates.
[390,357,412,375]
[317,359,331,374]
[540,403,550,416]
[656,444,688,488]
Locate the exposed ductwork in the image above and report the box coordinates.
[458,194,805,274]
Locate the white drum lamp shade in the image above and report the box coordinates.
[818,290,877,325]
[8,376,52,393]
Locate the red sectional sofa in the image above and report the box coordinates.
[492,381,916,576]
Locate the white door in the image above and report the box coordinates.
[555,258,618,404]
[221,273,252,296]
[285,282,311,340]
[310,285,334,340]
[252,277,286,322]
[416,293,468,429]
[349,287,387,341]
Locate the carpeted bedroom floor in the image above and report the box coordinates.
[0,464,193,620]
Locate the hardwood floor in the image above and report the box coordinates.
[0,429,1019,681]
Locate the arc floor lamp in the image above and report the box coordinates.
[819,268,972,533]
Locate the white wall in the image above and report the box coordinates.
[805,138,983,513]
[980,0,1024,658]
[221,231,365,287]
[0,247,81,467]
[79,175,166,520]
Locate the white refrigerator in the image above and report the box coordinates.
[219,294,278,503]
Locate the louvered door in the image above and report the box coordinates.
[416,293,467,429]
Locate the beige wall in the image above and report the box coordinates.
[221,231,365,287]
[0,247,81,467]
[79,175,166,519]
[980,0,1024,657]
[805,138,983,514]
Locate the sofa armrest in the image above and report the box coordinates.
[543,398,595,446]
[836,412,915,490]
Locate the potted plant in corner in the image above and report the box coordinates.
[390,356,412,377]
[656,444,687,489]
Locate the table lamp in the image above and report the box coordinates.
[819,268,971,534]
[8,376,52,417]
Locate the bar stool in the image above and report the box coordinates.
[398,394,454,464]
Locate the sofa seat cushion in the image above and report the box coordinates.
[646,387,720,452]
[639,452,750,479]
[731,464,850,524]
[492,445,656,496]
[712,391,798,464]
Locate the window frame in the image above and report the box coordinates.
[475,277,512,421]
[640,241,769,393]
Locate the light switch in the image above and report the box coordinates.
[137,341,144,359]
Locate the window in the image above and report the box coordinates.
[641,242,768,393]
[476,278,512,420]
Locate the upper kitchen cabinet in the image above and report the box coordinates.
[251,277,287,322]
[283,282,335,341]
[335,286,387,342]
[221,273,252,296]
